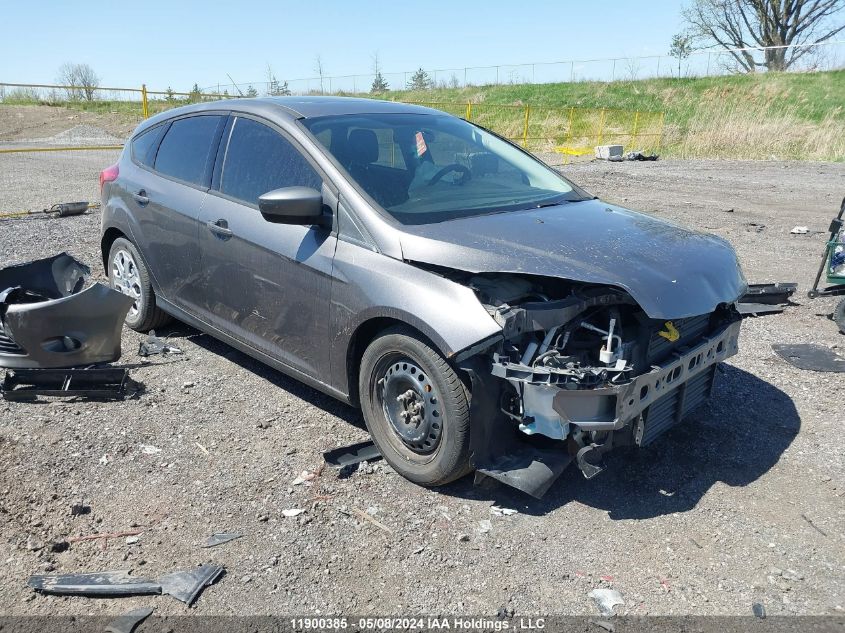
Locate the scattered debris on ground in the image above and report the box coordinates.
[322,440,382,469]
[104,606,154,633]
[772,343,845,372]
[589,588,625,616]
[28,563,223,606]
[200,533,243,549]
[138,331,183,357]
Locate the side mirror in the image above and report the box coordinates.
[258,187,325,225]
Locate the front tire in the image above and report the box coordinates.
[108,237,171,332]
[358,326,472,487]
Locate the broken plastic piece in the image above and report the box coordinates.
[104,607,155,633]
[772,343,845,373]
[138,331,182,357]
[322,440,382,468]
[740,282,797,306]
[28,563,223,606]
[475,445,573,498]
[589,588,624,616]
[1,367,129,401]
[158,564,224,606]
[27,570,160,597]
[736,303,785,316]
[200,532,243,548]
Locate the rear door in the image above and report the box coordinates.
[196,114,337,379]
[131,114,225,314]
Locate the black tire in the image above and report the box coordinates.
[107,237,171,332]
[358,326,472,487]
[834,298,845,335]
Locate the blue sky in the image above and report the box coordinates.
[2,1,686,91]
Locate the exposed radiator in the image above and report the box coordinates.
[637,365,717,446]
[646,313,711,364]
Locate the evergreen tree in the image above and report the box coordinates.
[371,71,389,93]
[407,68,432,90]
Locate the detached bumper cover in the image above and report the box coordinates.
[0,253,133,369]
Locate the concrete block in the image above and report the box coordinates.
[595,145,623,160]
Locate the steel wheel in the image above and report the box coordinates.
[375,354,444,454]
[111,248,144,319]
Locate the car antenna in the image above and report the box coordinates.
[226,74,245,97]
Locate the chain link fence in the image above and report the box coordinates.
[218,41,845,96]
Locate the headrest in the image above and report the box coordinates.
[347,128,379,164]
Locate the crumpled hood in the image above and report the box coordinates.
[398,199,747,319]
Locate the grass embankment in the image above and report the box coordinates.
[2,70,842,159]
[383,70,845,161]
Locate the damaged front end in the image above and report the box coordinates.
[458,274,742,498]
[0,253,133,369]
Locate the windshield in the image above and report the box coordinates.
[301,112,584,225]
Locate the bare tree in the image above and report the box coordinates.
[314,55,326,94]
[370,52,389,94]
[56,62,99,101]
[683,0,845,72]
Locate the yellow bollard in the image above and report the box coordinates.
[141,84,149,119]
[597,108,606,146]
[522,105,530,148]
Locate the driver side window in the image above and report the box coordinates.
[220,117,322,206]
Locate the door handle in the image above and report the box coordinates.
[132,190,150,206]
[206,219,233,238]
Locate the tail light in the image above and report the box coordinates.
[99,163,119,194]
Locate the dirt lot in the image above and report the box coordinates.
[0,147,844,619]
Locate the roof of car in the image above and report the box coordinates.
[255,96,441,118]
[137,96,443,134]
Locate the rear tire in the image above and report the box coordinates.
[108,237,171,332]
[358,326,472,487]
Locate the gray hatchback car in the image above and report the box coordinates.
[100,97,746,497]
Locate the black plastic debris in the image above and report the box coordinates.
[772,343,845,373]
[104,607,154,633]
[736,282,797,317]
[322,440,382,469]
[736,303,786,316]
[475,445,573,499]
[138,331,183,357]
[1,367,129,401]
[158,564,225,606]
[28,570,161,597]
[200,532,243,548]
[624,150,658,161]
[740,282,798,305]
[28,564,224,606]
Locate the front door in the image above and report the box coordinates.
[196,115,336,380]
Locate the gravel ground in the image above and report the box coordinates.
[0,149,844,619]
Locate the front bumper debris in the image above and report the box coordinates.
[0,253,133,369]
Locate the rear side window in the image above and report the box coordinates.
[220,117,322,205]
[154,115,223,186]
[131,125,165,167]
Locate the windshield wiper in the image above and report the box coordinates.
[533,194,571,209]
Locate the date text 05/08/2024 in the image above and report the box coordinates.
[290,617,547,630]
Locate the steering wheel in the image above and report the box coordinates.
[427,163,472,186]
